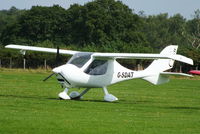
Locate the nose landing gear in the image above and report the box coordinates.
[58,88,70,100]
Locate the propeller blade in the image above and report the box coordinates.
[43,73,55,81]
[55,46,60,66]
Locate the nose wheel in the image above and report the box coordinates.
[58,88,70,100]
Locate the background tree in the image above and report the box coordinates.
[184,9,200,49]
[0,0,199,70]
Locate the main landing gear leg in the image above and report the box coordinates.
[58,88,71,100]
[69,88,91,100]
[103,87,118,102]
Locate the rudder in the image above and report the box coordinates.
[142,45,178,85]
[145,45,178,72]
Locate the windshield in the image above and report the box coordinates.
[68,53,92,68]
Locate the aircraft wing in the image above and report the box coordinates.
[5,44,193,65]
[92,53,193,65]
[5,44,79,55]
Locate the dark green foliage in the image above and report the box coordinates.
[0,7,26,44]
[2,5,67,45]
[0,0,200,69]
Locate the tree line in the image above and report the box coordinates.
[0,0,200,71]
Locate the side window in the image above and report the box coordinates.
[85,60,108,75]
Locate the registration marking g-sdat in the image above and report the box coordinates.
[117,72,134,78]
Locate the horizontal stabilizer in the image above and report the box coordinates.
[142,72,192,85]
[142,74,169,85]
[160,72,193,77]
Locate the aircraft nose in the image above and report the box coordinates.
[52,67,61,74]
[52,65,65,74]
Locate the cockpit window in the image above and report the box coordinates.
[85,59,108,75]
[68,53,92,68]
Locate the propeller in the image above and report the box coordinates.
[43,73,55,82]
[55,46,60,67]
[43,46,62,82]
[43,46,60,82]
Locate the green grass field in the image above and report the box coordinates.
[0,68,200,134]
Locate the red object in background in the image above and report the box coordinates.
[188,70,200,75]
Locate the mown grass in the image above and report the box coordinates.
[0,68,200,134]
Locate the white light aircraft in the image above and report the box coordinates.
[5,44,193,102]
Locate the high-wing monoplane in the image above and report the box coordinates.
[5,44,193,102]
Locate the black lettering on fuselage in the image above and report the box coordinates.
[117,72,134,78]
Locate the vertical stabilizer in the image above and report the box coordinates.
[142,45,178,85]
[145,45,178,72]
